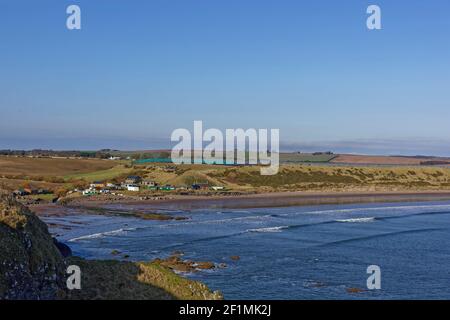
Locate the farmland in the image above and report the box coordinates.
[63,165,133,181]
[0,156,128,192]
[0,156,120,177]
[2,154,450,198]
[331,154,450,166]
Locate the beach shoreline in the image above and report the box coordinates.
[31,190,450,216]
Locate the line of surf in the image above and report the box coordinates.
[68,227,136,242]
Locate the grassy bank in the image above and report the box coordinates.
[64,257,222,300]
[204,165,450,192]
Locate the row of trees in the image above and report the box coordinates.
[0,149,116,159]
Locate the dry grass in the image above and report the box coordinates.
[331,154,447,165]
[114,163,450,193]
[0,177,64,191]
[204,164,450,192]
[64,257,222,300]
[0,156,119,177]
[3,155,450,195]
[0,156,126,192]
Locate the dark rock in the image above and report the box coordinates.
[346,287,365,294]
[195,262,215,270]
[0,191,66,299]
[53,238,72,257]
[171,250,184,257]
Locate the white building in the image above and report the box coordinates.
[106,183,121,189]
[127,185,140,192]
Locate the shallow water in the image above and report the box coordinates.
[44,201,450,299]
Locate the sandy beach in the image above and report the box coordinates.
[111,190,450,210]
[30,190,450,216]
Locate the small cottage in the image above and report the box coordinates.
[125,176,142,185]
[127,185,140,192]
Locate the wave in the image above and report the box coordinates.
[315,203,450,214]
[156,214,275,229]
[316,228,444,248]
[68,227,136,242]
[336,217,376,223]
[276,203,450,218]
[247,226,289,233]
[158,231,248,250]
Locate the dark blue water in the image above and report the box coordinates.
[44,201,450,299]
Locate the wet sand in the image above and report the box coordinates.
[127,190,450,210]
[32,191,450,215]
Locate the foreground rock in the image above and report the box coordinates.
[0,191,222,300]
[153,255,223,273]
[0,192,66,299]
[64,257,222,300]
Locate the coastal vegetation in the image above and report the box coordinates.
[135,163,450,193]
[208,165,450,191]
[2,155,450,203]
[64,257,222,300]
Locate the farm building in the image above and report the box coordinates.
[142,179,156,187]
[127,185,140,192]
[90,181,105,189]
[13,189,28,196]
[160,185,176,191]
[106,183,121,189]
[192,183,209,190]
[133,158,173,164]
[125,176,142,184]
[82,189,98,196]
[23,187,39,195]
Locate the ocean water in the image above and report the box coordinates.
[44,201,450,299]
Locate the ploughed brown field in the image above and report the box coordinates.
[0,156,119,177]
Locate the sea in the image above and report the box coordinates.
[43,200,450,299]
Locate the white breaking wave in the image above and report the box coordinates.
[277,203,450,218]
[336,217,375,223]
[247,226,289,233]
[68,227,136,242]
[317,204,450,215]
[157,214,275,229]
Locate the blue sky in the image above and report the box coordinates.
[0,0,449,155]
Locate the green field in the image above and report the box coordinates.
[64,165,133,182]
